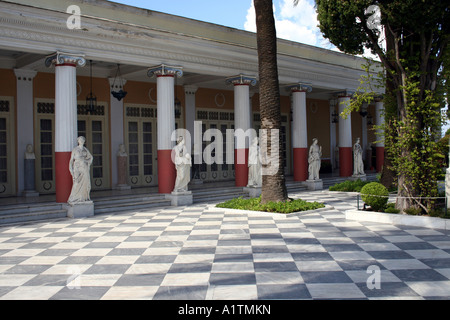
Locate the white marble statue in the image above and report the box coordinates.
[68,136,93,205]
[353,137,365,176]
[117,143,127,157]
[308,138,322,181]
[173,136,192,193]
[247,136,262,188]
[24,144,36,160]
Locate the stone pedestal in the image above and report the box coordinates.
[166,191,193,206]
[305,179,323,191]
[23,159,39,197]
[116,155,131,190]
[350,174,367,181]
[244,186,262,198]
[65,201,94,219]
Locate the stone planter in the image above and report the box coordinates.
[345,209,450,230]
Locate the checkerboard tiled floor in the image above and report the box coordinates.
[0,190,449,300]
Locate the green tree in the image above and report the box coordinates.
[254,0,288,203]
[313,0,449,213]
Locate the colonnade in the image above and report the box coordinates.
[40,54,384,203]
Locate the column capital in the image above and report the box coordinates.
[147,64,183,78]
[335,89,356,98]
[374,95,384,103]
[45,51,86,68]
[287,83,312,93]
[14,69,37,81]
[184,85,198,95]
[226,74,257,86]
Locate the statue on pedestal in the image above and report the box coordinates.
[23,144,38,196]
[308,138,322,181]
[247,137,262,188]
[353,137,365,176]
[172,136,191,193]
[68,136,93,205]
[116,144,130,189]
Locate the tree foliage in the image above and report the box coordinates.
[314,0,450,213]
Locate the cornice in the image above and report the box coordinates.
[0,3,365,90]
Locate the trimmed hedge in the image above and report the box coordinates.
[329,179,370,192]
[216,197,325,214]
[360,182,389,212]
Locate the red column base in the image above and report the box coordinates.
[158,149,176,194]
[376,147,385,173]
[55,152,73,203]
[293,148,308,181]
[339,147,353,177]
[235,148,249,187]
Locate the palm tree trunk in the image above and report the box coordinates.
[254,0,288,203]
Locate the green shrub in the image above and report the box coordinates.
[360,182,389,212]
[404,207,422,216]
[216,196,325,214]
[329,179,370,192]
[384,203,400,214]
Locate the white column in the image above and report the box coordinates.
[46,52,86,203]
[329,99,337,170]
[337,90,354,177]
[148,64,183,193]
[361,103,368,161]
[184,85,198,155]
[14,69,37,195]
[289,83,312,181]
[226,75,257,187]
[109,77,127,189]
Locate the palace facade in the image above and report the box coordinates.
[0,0,384,202]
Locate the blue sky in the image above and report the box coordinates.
[110,0,335,50]
[110,0,252,30]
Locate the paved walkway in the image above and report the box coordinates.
[0,190,449,300]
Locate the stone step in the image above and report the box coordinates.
[0,202,64,216]
[93,194,171,214]
[193,188,249,203]
[93,193,167,206]
[0,209,68,226]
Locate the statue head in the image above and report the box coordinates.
[77,136,86,146]
[26,144,33,153]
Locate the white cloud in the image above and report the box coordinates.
[244,0,334,49]
[244,0,388,61]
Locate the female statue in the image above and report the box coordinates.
[172,136,191,193]
[308,138,322,181]
[353,137,365,175]
[247,136,262,187]
[68,136,93,205]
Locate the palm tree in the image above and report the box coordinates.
[254,0,288,203]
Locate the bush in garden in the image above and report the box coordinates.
[360,182,389,212]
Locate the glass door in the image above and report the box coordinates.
[0,98,15,197]
[125,105,157,187]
